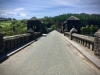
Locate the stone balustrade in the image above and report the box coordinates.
[72,33,94,51]
[0,32,42,54]
[0,27,54,54]
[64,32,70,37]
[64,28,100,58]
[64,32,94,51]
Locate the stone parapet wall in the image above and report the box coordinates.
[46,28,53,33]
[94,29,100,58]
[72,33,94,51]
[64,32,94,51]
[0,32,42,54]
[64,29,100,58]
[0,28,53,54]
[64,32,70,37]
[72,33,94,43]
[56,29,62,33]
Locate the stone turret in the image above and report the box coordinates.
[67,16,80,20]
[27,17,42,32]
[63,16,80,33]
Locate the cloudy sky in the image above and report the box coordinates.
[0,0,100,19]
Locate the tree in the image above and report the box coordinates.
[94,25,99,32]
[80,27,87,34]
[85,25,90,34]
[90,25,95,34]
[13,18,16,20]
[11,20,17,25]
[0,26,2,32]
[55,22,62,29]
[0,26,2,29]
[51,25,56,29]
[81,25,99,35]
[40,13,100,29]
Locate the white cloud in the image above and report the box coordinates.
[1,13,7,16]
[20,13,26,16]
[15,8,24,11]
[53,0,78,7]
[6,12,17,15]
[0,9,27,17]
[0,12,17,16]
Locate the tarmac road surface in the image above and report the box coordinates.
[0,30,100,75]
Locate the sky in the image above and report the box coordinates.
[0,0,100,19]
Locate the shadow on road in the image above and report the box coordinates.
[0,56,8,64]
[0,34,46,63]
[0,42,29,63]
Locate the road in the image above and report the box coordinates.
[0,30,100,75]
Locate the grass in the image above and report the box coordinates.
[0,21,27,36]
[0,22,11,28]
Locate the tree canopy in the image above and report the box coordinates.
[40,13,100,28]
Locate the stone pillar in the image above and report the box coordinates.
[94,29,100,58]
[0,32,4,53]
[26,28,35,40]
[64,24,68,32]
[69,28,77,40]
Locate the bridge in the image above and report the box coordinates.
[0,17,100,75]
[0,30,100,75]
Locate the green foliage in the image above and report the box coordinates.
[1,13,100,36]
[51,25,56,29]
[94,25,99,31]
[0,22,11,28]
[80,25,99,35]
[0,26,2,29]
[85,25,90,34]
[40,13,100,29]
[0,20,27,36]
[90,25,95,34]
[80,27,87,34]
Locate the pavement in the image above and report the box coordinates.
[0,30,100,75]
[61,33,100,70]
